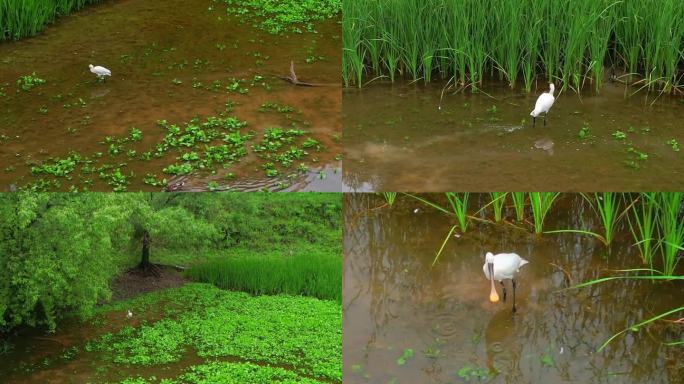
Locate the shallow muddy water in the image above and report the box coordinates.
[343,81,684,191]
[0,0,341,191]
[343,194,683,383]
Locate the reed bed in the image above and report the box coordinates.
[343,0,684,93]
[186,252,342,302]
[0,0,104,41]
[401,192,683,275]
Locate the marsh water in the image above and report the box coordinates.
[0,0,341,191]
[343,81,684,191]
[343,194,683,383]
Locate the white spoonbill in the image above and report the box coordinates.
[89,64,111,81]
[530,83,555,126]
[483,252,529,312]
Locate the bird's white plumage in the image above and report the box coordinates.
[89,64,111,77]
[483,252,529,281]
[530,83,555,117]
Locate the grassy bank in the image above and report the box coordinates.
[0,0,105,41]
[343,0,684,93]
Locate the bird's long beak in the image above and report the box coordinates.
[488,262,499,302]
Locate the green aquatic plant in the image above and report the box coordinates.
[445,192,470,232]
[89,284,341,381]
[489,192,507,223]
[16,73,46,90]
[529,192,560,234]
[568,273,683,351]
[457,364,494,381]
[382,192,398,207]
[657,192,684,276]
[667,139,680,152]
[589,192,623,245]
[221,0,340,35]
[396,348,414,366]
[259,102,296,114]
[545,193,626,246]
[540,351,555,367]
[511,192,526,222]
[626,192,659,267]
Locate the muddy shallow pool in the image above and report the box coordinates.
[343,81,684,191]
[343,194,683,383]
[0,0,341,191]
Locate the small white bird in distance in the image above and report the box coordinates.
[89,64,111,81]
[126,310,133,318]
[530,83,555,126]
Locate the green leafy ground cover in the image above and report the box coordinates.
[220,0,341,35]
[89,284,341,383]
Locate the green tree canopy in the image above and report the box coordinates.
[0,192,340,331]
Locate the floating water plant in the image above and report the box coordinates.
[396,348,414,366]
[221,0,341,35]
[16,73,46,90]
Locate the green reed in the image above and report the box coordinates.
[590,192,623,246]
[657,192,684,276]
[343,0,684,93]
[511,192,526,222]
[341,0,364,87]
[382,192,398,207]
[547,193,625,246]
[445,192,469,232]
[529,192,560,234]
[186,252,341,302]
[489,192,507,223]
[569,272,683,351]
[0,0,104,41]
[627,192,659,267]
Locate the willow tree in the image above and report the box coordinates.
[0,193,131,330]
[0,193,218,331]
[121,193,219,274]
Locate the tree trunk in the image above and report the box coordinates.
[139,230,151,269]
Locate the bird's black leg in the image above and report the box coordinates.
[512,278,517,313]
[500,281,507,302]
[543,113,547,126]
[532,116,536,127]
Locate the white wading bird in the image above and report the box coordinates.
[89,64,111,81]
[483,252,529,313]
[530,83,555,126]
